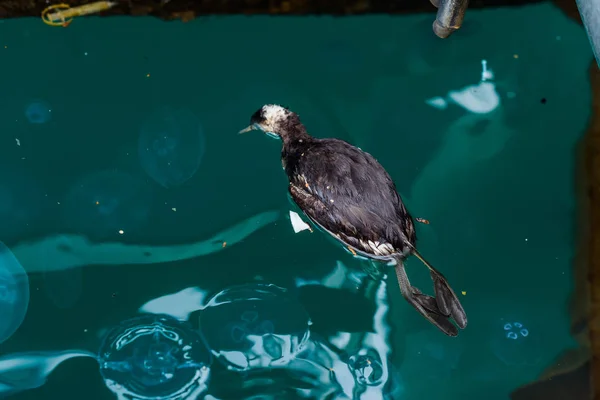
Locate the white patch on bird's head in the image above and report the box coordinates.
[262,104,290,123]
[256,104,293,138]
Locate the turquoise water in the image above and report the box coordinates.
[0,3,593,399]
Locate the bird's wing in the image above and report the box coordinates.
[287,141,406,255]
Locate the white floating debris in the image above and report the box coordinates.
[480,59,494,81]
[139,286,207,321]
[425,59,500,114]
[425,96,448,110]
[289,210,311,233]
[448,81,500,114]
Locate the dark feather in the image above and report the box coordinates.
[285,138,415,257]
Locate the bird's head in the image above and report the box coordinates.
[239,104,294,140]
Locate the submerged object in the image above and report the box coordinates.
[239,105,467,336]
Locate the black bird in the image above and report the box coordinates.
[239,104,467,336]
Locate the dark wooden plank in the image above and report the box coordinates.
[0,0,549,20]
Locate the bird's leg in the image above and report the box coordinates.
[411,250,468,329]
[394,262,458,336]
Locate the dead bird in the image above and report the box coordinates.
[239,104,467,336]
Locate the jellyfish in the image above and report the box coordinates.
[24,100,52,124]
[490,321,542,367]
[62,170,152,241]
[199,283,311,372]
[98,314,212,400]
[0,242,30,345]
[138,107,205,188]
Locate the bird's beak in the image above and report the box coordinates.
[238,125,257,134]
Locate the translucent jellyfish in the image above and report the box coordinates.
[199,283,311,372]
[24,100,52,124]
[0,242,30,344]
[209,337,345,400]
[491,321,542,367]
[138,107,205,188]
[63,170,152,241]
[98,314,212,400]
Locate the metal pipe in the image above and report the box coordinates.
[576,0,600,67]
[430,0,470,39]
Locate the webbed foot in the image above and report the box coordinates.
[394,263,459,337]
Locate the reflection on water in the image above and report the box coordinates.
[199,284,311,372]
[0,271,399,399]
[98,314,211,400]
[0,350,95,396]
[13,210,280,274]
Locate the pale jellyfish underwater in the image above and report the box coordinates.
[138,107,205,188]
[490,320,542,368]
[0,241,29,345]
[199,283,312,373]
[201,284,348,399]
[62,170,152,241]
[98,314,212,400]
[323,278,400,399]
[24,100,52,124]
